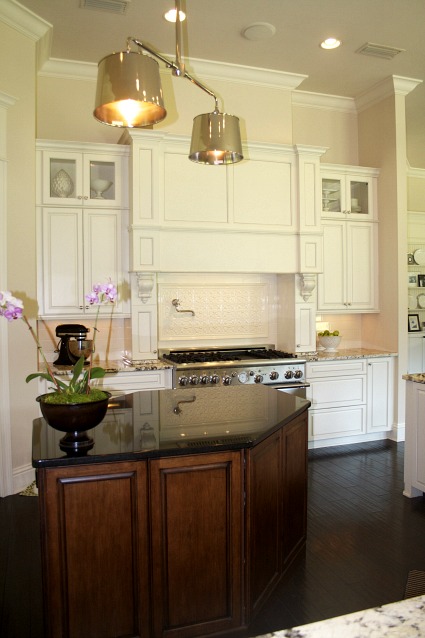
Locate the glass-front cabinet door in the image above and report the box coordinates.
[321,167,377,220]
[41,150,122,207]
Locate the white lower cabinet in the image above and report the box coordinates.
[306,357,393,446]
[367,357,393,433]
[96,369,173,395]
[404,380,425,497]
[408,333,425,373]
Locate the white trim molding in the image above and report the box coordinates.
[0,90,17,497]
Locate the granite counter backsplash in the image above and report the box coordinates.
[42,359,174,376]
[303,348,398,361]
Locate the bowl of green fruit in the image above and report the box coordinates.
[318,330,341,351]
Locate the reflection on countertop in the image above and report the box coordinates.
[254,594,425,638]
[303,348,398,362]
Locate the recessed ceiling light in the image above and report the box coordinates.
[320,37,341,50]
[164,8,186,22]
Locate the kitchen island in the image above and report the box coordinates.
[33,385,310,638]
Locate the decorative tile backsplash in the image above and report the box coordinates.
[158,274,277,346]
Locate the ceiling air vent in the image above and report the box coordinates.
[80,0,131,14]
[356,42,405,60]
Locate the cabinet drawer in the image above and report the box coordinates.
[306,375,366,408]
[307,359,367,378]
[309,405,366,439]
[98,370,172,393]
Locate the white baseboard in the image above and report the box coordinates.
[388,422,405,442]
[12,463,36,494]
[308,431,393,450]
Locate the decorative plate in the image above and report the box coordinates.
[418,293,425,309]
[414,248,425,266]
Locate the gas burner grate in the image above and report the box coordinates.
[163,351,242,364]
[247,349,296,360]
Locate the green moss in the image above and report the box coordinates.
[42,389,108,405]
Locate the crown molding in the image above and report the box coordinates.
[0,0,52,70]
[355,75,423,112]
[39,55,308,91]
[39,58,97,81]
[292,90,356,114]
[407,164,425,179]
[0,0,50,41]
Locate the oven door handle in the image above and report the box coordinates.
[269,381,310,389]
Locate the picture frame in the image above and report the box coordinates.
[408,314,421,332]
[408,274,417,287]
[418,274,425,288]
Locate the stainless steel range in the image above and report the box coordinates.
[159,345,307,393]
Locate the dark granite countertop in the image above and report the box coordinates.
[32,385,310,468]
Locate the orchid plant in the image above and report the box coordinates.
[0,281,117,404]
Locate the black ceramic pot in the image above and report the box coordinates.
[36,392,111,454]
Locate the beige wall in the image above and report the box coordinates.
[292,104,359,165]
[408,174,425,211]
[37,71,358,150]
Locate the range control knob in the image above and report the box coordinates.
[211,375,220,385]
[284,370,294,379]
[254,374,264,384]
[294,369,303,379]
[222,375,232,386]
[200,375,210,385]
[269,371,279,381]
[190,375,199,385]
[179,376,189,386]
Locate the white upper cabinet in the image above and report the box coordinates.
[36,140,130,318]
[317,220,379,312]
[321,164,379,220]
[40,207,128,316]
[37,141,128,208]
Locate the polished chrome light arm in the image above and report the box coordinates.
[128,36,219,112]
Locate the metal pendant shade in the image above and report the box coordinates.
[189,112,243,165]
[93,0,243,163]
[94,51,166,128]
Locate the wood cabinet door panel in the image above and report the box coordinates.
[281,414,308,565]
[246,431,282,617]
[149,452,243,638]
[39,463,149,638]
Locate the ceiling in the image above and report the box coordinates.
[18,0,425,167]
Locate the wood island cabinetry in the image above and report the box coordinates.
[34,386,309,638]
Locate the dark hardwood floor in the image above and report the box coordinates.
[1,440,425,638]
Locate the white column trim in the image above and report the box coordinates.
[0,91,18,497]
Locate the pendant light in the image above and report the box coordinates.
[93,1,243,165]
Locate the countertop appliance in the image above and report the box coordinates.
[54,324,91,365]
[159,344,308,394]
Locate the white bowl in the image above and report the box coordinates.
[90,178,112,198]
[318,335,341,351]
